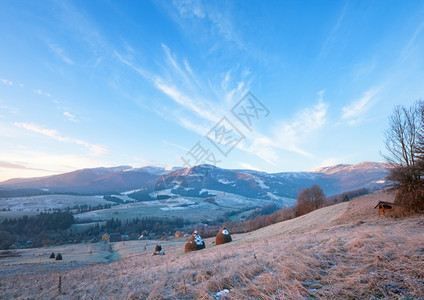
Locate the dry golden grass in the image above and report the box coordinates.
[1,190,423,299]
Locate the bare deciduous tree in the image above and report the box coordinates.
[383,100,424,213]
[383,101,423,185]
[295,185,325,216]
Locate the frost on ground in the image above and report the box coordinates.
[253,176,269,189]
[0,195,114,212]
[1,191,423,299]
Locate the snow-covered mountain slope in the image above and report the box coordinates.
[124,166,182,176]
[0,162,389,202]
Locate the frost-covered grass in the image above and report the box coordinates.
[1,191,423,299]
[0,195,114,215]
[74,192,274,223]
[74,199,219,223]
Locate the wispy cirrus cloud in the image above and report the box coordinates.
[48,43,75,65]
[320,2,349,58]
[222,91,328,165]
[117,43,328,164]
[55,1,108,52]
[401,21,424,59]
[0,151,112,181]
[1,78,13,86]
[115,45,250,130]
[0,161,54,172]
[116,45,273,164]
[171,0,244,49]
[270,92,328,157]
[63,111,78,122]
[14,122,106,156]
[33,89,51,97]
[0,103,19,115]
[342,86,381,125]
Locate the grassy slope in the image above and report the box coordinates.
[1,190,423,299]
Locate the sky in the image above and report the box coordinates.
[1,0,424,181]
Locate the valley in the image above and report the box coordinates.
[1,190,423,299]
[0,162,388,249]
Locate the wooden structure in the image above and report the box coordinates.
[374,201,397,216]
[101,233,110,243]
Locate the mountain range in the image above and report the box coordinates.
[0,162,390,203]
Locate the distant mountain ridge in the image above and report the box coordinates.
[0,166,179,193]
[0,162,390,203]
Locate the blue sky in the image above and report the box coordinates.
[1,0,424,181]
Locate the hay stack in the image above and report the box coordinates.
[184,231,205,252]
[55,253,62,260]
[215,227,232,245]
[152,243,165,255]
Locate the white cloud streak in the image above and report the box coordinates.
[320,2,348,58]
[48,43,75,65]
[271,96,328,157]
[115,47,228,127]
[342,87,381,125]
[401,21,424,59]
[0,151,112,181]
[171,0,246,50]
[63,111,77,122]
[1,78,13,86]
[116,43,328,165]
[14,122,106,156]
[0,160,55,172]
[227,92,328,164]
[0,104,19,115]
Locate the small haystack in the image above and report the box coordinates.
[152,243,165,255]
[49,252,55,259]
[215,227,232,245]
[184,231,205,253]
[55,253,62,260]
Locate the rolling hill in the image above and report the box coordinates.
[0,162,390,203]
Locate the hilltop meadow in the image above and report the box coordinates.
[0,190,423,299]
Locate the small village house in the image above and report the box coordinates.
[101,233,110,241]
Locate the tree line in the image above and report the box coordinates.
[0,211,74,249]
